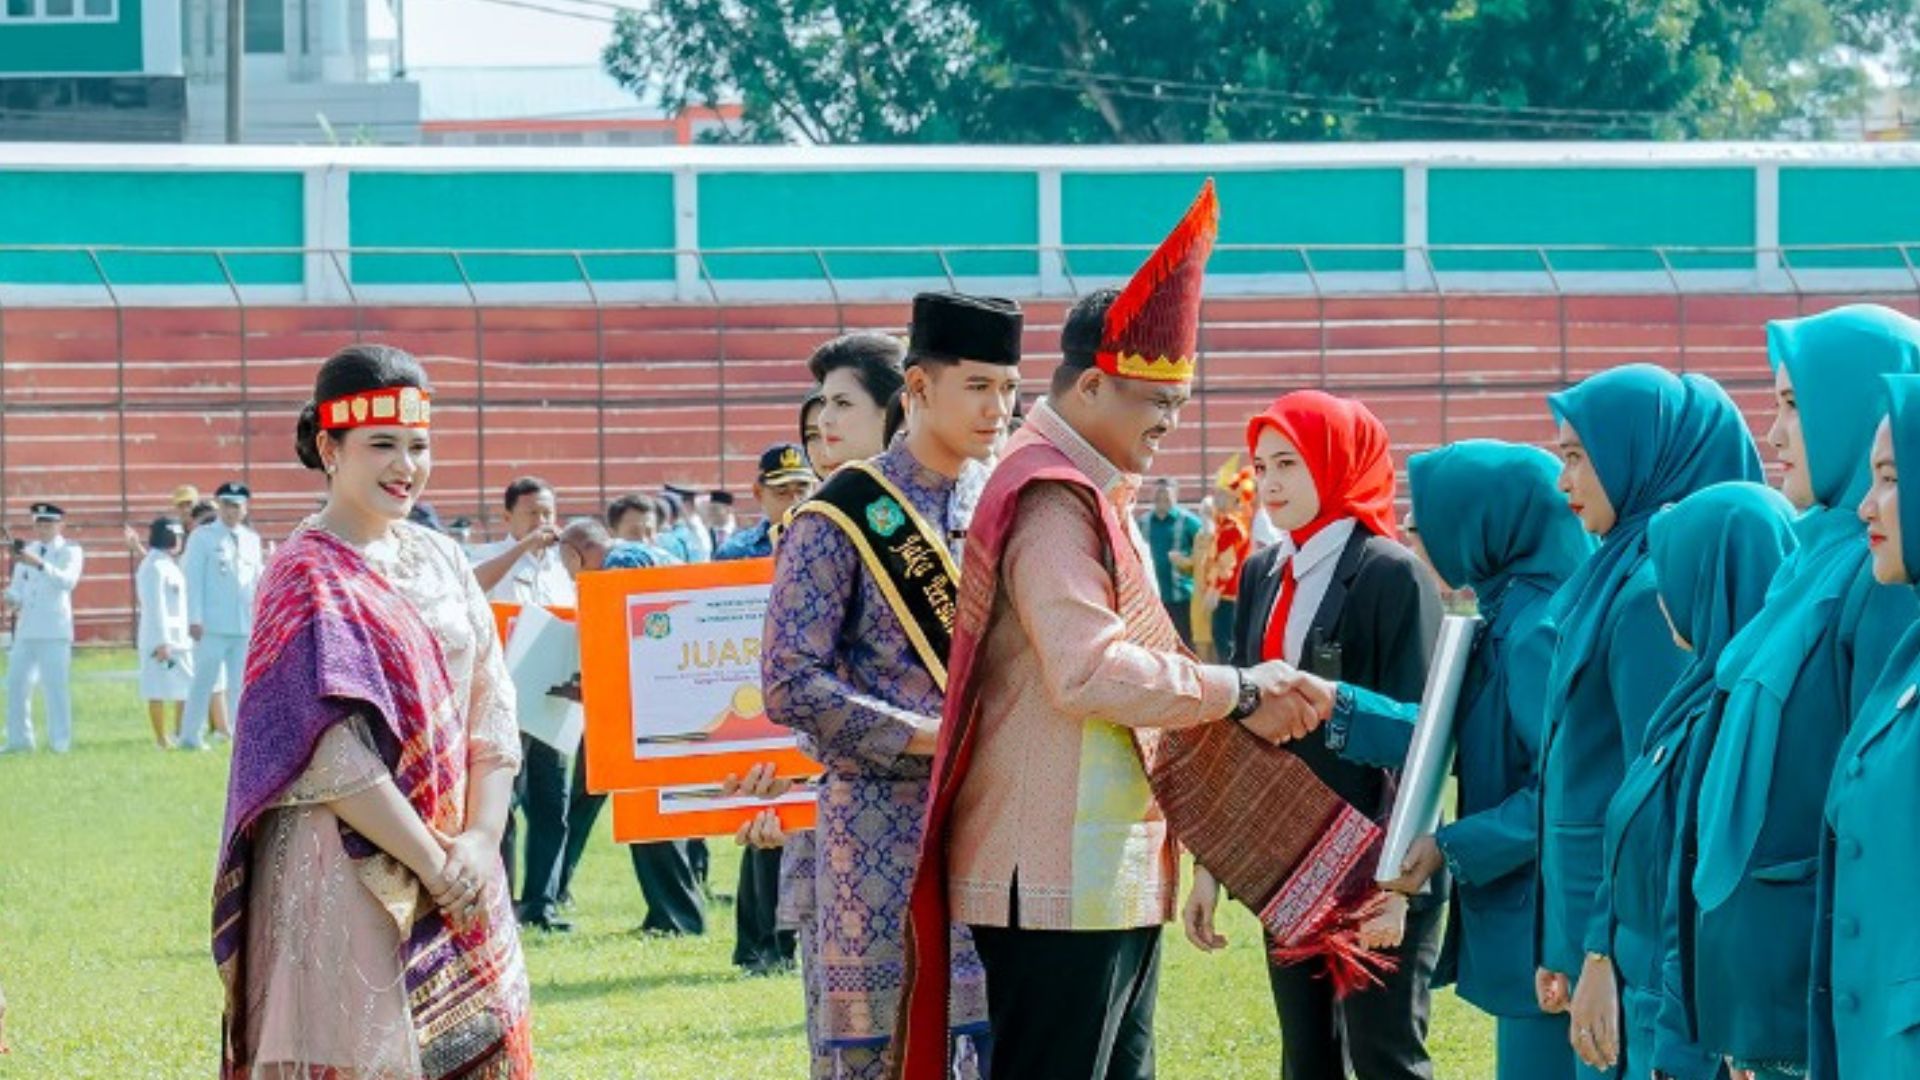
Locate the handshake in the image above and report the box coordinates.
[1233,660,1338,746]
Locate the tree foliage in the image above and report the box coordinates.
[603,0,1917,142]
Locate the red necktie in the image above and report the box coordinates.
[1260,557,1298,662]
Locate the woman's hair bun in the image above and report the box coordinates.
[294,400,324,471]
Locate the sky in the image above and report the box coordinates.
[392,0,617,69]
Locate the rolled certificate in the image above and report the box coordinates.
[1375,613,1481,885]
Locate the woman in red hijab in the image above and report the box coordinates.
[1186,390,1445,1080]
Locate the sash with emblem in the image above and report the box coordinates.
[790,461,960,690]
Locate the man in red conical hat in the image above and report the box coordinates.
[894,182,1372,1079]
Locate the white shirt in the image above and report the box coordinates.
[136,550,191,656]
[6,535,84,642]
[472,538,577,607]
[1263,517,1358,665]
[183,520,264,636]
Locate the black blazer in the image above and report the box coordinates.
[1229,526,1443,816]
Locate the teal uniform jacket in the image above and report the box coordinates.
[1594,483,1798,1080]
[1538,566,1689,978]
[1810,635,1920,1080]
[1340,581,1557,1017]
[1534,365,1762,982]
[1675,555,1915,1067]
[1809,374,1920,1080]
[1334,439,1594,1020]
[1678,305,1920,1071]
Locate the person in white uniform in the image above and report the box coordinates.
[180,481,264,750]
[4,502,85,753]
[135,516,194,749]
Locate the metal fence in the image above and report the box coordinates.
[9,239,1920,302]
[2,240,1913,641]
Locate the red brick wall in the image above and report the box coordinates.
[4,291,1901,640]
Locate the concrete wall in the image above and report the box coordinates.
[5,143,1920,301]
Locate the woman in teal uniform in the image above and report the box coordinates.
[1675,305,1920,1080]
[1808,375,1920,1080]
[1320,439,1594,1080]
[1569,483,1797,1079]
[1533,364,1761,1076]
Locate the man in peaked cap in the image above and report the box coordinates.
[763,289,1023,1078]
[180,481,263,749]
[4,503,85,753]
[718,444,817,562]
[896,181,1330,1079]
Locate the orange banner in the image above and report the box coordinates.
[578,557,819,793]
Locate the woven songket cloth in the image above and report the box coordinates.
[212,526,530,1078]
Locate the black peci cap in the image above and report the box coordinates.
[907,292,1023,367]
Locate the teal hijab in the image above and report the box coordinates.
[1650,483,1799,683]
[1828,376,1920,822]
[1544,365,1764,717]
[1890,375,1920,585]
[1408,439,1595,599]
[1695,305,1920,909]
[1607,484,1797,913]
[1774,305,1920,510]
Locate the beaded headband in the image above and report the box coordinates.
[318,386,432,429]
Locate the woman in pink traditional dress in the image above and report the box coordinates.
[212,344,532,1079]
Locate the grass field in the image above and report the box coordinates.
[0,650,1500,1078]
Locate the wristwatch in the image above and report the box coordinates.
[1227,669,1263,722]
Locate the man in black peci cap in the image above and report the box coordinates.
[760,291,1023,1074]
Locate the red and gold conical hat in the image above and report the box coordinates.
[1095,178,1219,384]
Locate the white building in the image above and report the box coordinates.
[179,0,419,143]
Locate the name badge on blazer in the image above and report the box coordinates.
[1308,628,1343,682]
